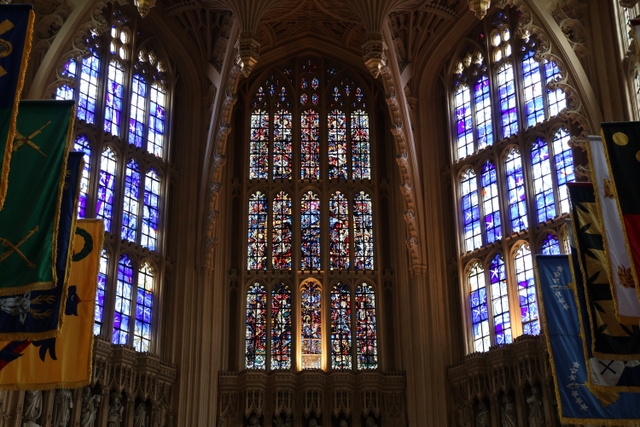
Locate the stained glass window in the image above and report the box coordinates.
[301,110,320,179]
[148,83,166,158]
[530,138,556,224]
[301,191,321,270]
[475,76,493,150]
[481,161,501,244]
[55,59,76,101]
[94,249,108,335]
[353,191,374,270]
[522,51,545,128]
[134,263,154,352]
[515,244,539,335]
[469,262,489,352]
[552,127,575,214]
[129,74,147,148]
[271,282,292,369]
[541,233,561,255]
[331,283,352,370]
[142,169,160,251]
[328,110,348,179]
[544,60,566,117]
[301,282,322,369]
[78,52,100,124]
[245,283,267,369]
[329,191,350,269]
[273,110,292,179]
[122,159,140,242]
[105,60,125,136]
[74,135,92,219]
[461,168,481,252]
[247,191,268,270]
[249,109,269,180]
[355,283,377,369]
[113,254,133,345]
[505,148,528,233]
[272,192,292,269]
[491,254,512,345]
[454,85,473,160]
[497,63,518,139]
[97,147,117,232]
[351,110,371,179]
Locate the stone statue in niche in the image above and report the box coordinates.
[107,393,124,427]
[272,414,291,427]
[308,417,321,427]
[338,420,348,427]
[476,401,489,427]
[80,387,101,427]
[527,387,545,427]
[247,415,261,427]
[134,402,148,427]
[53,389,73,427]
[23,390,43,427]
[501,395,517,427]
[364,416,378,427]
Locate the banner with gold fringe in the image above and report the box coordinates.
[0,4,34,209]
[0,152,81,340]
[586,135,640,322]
[0,100,74,296]
[536,254,640,425]
[0,219,103,389]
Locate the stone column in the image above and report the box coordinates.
[490,395,500,427]
[123,396,135,427]
[97,390,110,427]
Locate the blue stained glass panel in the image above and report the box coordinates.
[74,135,92,219]
[134,263,154,352]
[490,254,511,345]
[245,283,267,369]
[468,262,489,352]
[55,59,76,101]
[497,63,518,138]
[505,148,528,233]
[105,60,125,136]
[77,52,100,124]
[481,161,502,244]
[142,170,160,251]
[474,76,493,150]
[121,159,140,242]
[522,51,545,128]
[97,148,117,232]
[454,85,474,159]
[515,244,539,335]
[148,83,166,157]
[461,169,481,252]
[331,283,352,370]
[129,74,147,148]
[552,127,575,214]
[94,250,108,336]
[113,255,133,345]
[541,233,561,255]
[356,283,377,369]
[271,282,292,369]
[530,138,556,223]
[544,60,566,117]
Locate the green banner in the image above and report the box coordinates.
[0,100,74,295]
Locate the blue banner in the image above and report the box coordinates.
[536,255,640,424]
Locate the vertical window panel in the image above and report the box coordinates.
[329,191,350,270]
[474,76,493,150]
[249,110,269,180]
[271,282,292,369]
[461,169,481,252]
[55,59,76,101]
[469,262,489,352]
[134,263,154,352]
[77,52,100,124]
[353,191,374,270]
[142,169,160,251]
[105,60,125,136]
[505,148,528,233]
[515,244,539,335]
[522,51,545,128]
[121,159,140,242]
[301,191,321,270]
[301,282,322,369]
[330,283,352,370]
[97,147,117,232]
[129,74,147,148]
[247,191,268,270]
[454,85,474,159]
[552,127,575,214]
[328,110,348,179]
[94,249,108,336]
[481,161,502,244]
[245,283,267,369]
[112,255,133,345]
[497,63,518,139]
[355,282,377,369]
[74,135,92,219]
[301,110,320,179]
[272,191,292,270]
[351,110,371,179]
[541,233,561,255]
[489,254,511,345]
[148,83,166,158]
[530,138,556,223]
[544,60,566,117]
[273,110,292,179]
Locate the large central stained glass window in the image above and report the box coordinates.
[243,58,378,371]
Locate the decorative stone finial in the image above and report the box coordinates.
[468,0,491,19]
[235,32,260,78]
[362,33,387,79]
[131,0,156,17]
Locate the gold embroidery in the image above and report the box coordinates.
[0,226,38,267]
[604,178,615,199]
[0,19,15,77]
[12,120,51,157]
[618,265,636,289]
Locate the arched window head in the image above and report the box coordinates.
[122,159,140,242]
[331,283,352,370]
[97,147,117,232]
[514,244,539,335]
[272,191,292,270]
[541,233,561,255]
[301,282,322,369]
[461,168,480,252]
[355,282,377,369]
[113,254,133,345]
[134,263,154,352]
[247,191,268,270]
[301,191,321,270]
[468,262,489,352]
[245,283,267,369]
[530,138,556,224]
[271,282,292,369]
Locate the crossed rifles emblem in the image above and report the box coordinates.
[0,120,52,267]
